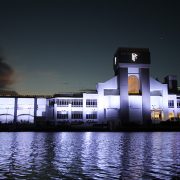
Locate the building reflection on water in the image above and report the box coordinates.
[0,132,180,179]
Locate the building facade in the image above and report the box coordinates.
[0,48,180,127]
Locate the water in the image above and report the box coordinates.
[0,132,180,179]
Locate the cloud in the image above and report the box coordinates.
[0,57,15,89]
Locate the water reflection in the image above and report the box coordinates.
[0,132,180,179]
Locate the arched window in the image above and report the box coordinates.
[128,75,140,94]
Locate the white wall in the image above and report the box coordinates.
[97,76,118,121]
[83,94,98,121]
[151,96,163,109]
[17,98,34,123]
[129,95,142,123]
[150,77,169,120]
[97,76,118,91]
[0,97,15,123]
[37,98,46,117]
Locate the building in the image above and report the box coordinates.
[0,48,180,128]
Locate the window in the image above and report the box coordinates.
[151,111,162,120]
[71,111,83,119]
[56,99,69,107]
[86,99,97,107]
[56,99,83,107]
[86,112,97,119]
[71,99,83,107]
[128,75,140,94]
[57,111,68,119]
[49,100,55,107]
[168,100,174,108]
[177,101,180,108]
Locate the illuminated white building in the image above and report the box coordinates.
[0,97,46,124]
[0,48,180,127]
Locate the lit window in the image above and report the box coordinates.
[151,111,162,120]
[128,75,140,94]
[169,112,174,120]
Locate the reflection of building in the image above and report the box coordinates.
[0,48,180,127]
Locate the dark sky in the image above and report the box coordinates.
[0,0,180,95]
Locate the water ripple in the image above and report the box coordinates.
[0,132,180,179]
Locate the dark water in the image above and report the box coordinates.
[0,132,180,179]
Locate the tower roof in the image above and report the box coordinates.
[114,47,150,64]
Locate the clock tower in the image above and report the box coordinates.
[113,48,151,125]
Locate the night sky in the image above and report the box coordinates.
[0,0,180,95]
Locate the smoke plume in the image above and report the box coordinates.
[0,57,14,89]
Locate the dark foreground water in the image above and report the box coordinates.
[0,132,180,180]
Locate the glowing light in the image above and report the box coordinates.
[169,112,175,120]
[132,53,138,62]
[114,57,117,64]
[128,75,139,94]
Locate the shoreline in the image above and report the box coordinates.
[0,122,180,132]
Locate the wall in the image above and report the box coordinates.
[0,97,15,123]
[129,95,142,124]
[0,97,46,123]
